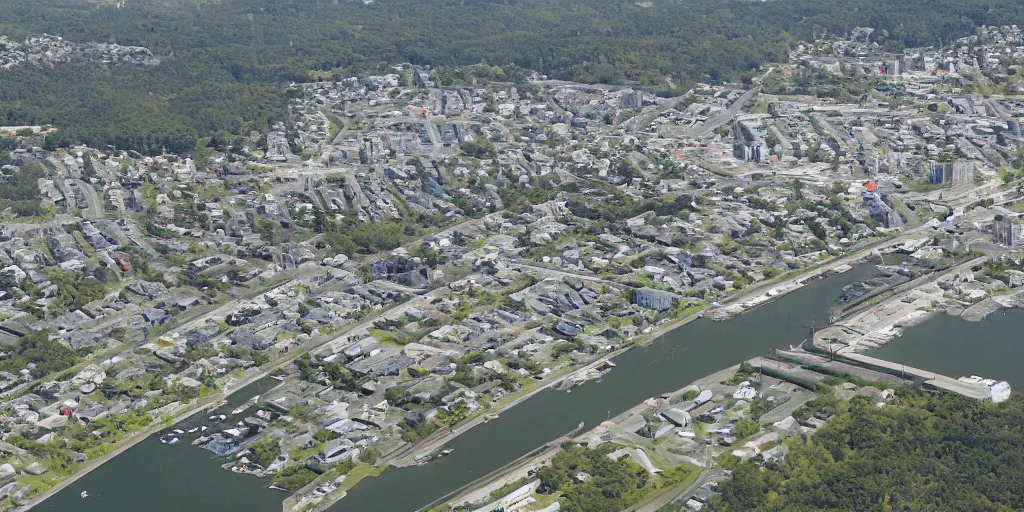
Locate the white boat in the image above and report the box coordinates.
[173,429,185,435]
[168,437,180,444]
[201,426,208,432]
[80,491,89,499]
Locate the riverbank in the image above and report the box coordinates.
[297,235,910,511]
[11,269,318,512]
[31,231,903,512]
[15,374,264,511]
[322,256,881,511]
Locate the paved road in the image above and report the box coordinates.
[626,101,675,133]
[69,179,104,219]
[510,262,629,289]
[685,87,760,138]
[628,470,726,512]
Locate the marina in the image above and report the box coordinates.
[37,264,875,512]
[36,261,1024,512]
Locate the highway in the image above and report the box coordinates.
[685,87,760,138]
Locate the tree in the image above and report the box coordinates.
[712,391,1024,512]
[462,136,496,159]
[791,178,805,200]
[733,418,760,439]
[0,329,77,377]
[248,437,282,467]
[1013,147,1024,172]
[359,446,380,464]
[348,222,403,253]
[313,429,340,443]
[385,386,407,405]
[193,136,214,170]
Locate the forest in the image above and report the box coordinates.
[711,390,1024,512]
[0,0,1021,153]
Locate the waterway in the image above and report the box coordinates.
[36,378,284,512]
[40,264,877,512]
[871,308,1024,388]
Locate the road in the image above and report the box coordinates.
[811,113,855,155]
[19,159,1020,511]
[985,97,1013,121]
[685,87,760,138]
[627,470,725,512]
[625,101,675,133]
[70,179,104,219]
[329,114,349,145]
[510,262,629,290]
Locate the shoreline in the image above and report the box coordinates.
[311,232,916,509]
[23,229,916,512]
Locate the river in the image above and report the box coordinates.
[35,378,284,512]
[871,307,1024,388]
[39,264,877,512]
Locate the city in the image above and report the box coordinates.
[0,20,1023,512]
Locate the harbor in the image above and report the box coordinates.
[327,263,879,511]
[31,378,283,512]
[37,262,876,512]
[36,256,1024,512]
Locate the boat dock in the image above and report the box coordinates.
[836,352,1009,402]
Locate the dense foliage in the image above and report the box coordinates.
[0,329,77,377]
[712,391,1024,512]
[539,443,653,512]
[0,0,1021,153]
[0,159,45,217]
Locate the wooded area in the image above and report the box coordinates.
[711,390,1024,511]
[0,0,1021,153]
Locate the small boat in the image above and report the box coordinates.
[168,437,180,445]
[187,427,199,433]
[80,491,89,499]
[160,438,167,444]
[483,413,499,422]
[218,414,227,421]
[435,449,454,459]
[173,429,185,435]
[201,426,208,432]
[604,360,616,368]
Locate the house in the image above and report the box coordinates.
[73,403,108,424]
[553,320,580,337]
[634,288,677,311]
[318,439,357,464]
[661,407,691,427]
